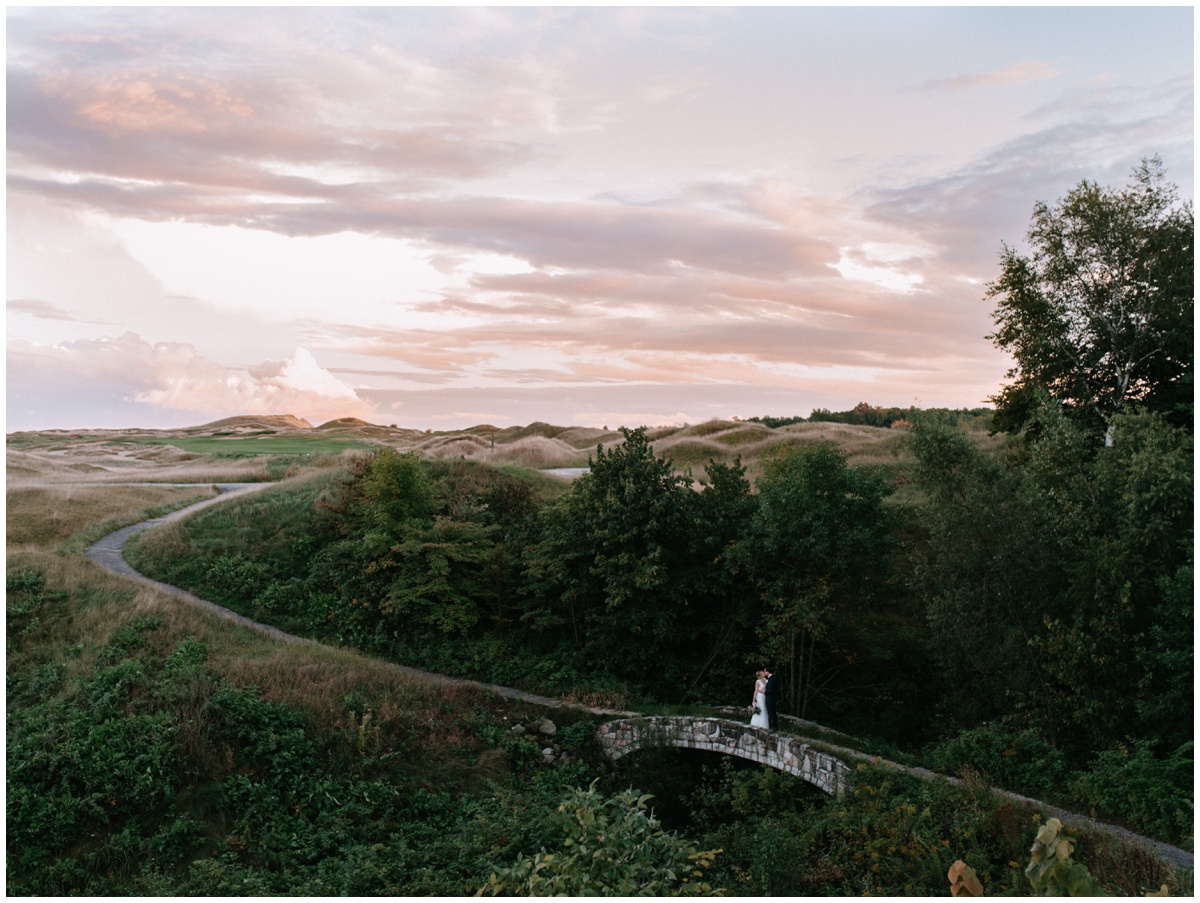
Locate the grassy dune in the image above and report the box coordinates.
[6,483,218,551]
[7,413,931,484]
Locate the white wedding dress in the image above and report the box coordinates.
[750,678,770,729]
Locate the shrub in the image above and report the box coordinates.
[481,781,722,896]
[1074,740,1193,845]
[787,763,1031,896]
[923,720,1069,800]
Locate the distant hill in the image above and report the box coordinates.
[7,411,998,488]
[188,414,314,433]
[316,417,377,430]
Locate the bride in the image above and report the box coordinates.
[749,670,770,729]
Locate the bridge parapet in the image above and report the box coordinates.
[596,716,850,795]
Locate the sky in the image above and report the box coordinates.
[6,6,1194,432]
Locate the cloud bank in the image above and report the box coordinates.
[6,7,1193,431]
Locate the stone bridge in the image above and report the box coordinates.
[596,716,851,795]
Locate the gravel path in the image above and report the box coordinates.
[85,484,1193,872]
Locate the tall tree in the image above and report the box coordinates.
[738,442,893,718]
[525,428,697,689]
[910,405,1194,754]
[987,157,1193,444]
[908,418,1067,731]
[678,458,758,703]
[1025,404,1194,752]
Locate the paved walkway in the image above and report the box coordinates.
[84,484,1193,871]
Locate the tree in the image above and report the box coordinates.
[679,458,759,703]
[910,404,1194,753]
[524,428,697,689]
[377,517,499,636]
[1024,405,1194,750]
[987,157,1194,444]
[345,448,435,554]
[738,442,894,718]
[907,417,1068,731]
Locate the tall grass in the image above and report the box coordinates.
[6,483,498,759]
[6,484,218,550]
[483,436,588,468]
[7,440,370,487]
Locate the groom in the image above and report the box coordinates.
[762,668,779,730]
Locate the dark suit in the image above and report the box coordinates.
[763,672,779,729]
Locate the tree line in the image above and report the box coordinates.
[745,403,993,430]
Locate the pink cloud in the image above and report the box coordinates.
[7,334,377,427]
[921,60,1061,91]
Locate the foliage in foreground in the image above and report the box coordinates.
[482,781,723,896]
[5,568,572,896]
[659,755,1182,897]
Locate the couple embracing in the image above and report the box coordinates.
[749,668,777,730]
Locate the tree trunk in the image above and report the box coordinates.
[679,611,734,705]
[1103,366,1132,447]
[788,629,800,717]
[801,628,816,720]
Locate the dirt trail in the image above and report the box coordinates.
[85,485,1193,872]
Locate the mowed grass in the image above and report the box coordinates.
[117,435,375,456]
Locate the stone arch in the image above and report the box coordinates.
[595,716,850,795]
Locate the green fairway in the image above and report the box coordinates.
[121,435,375,456]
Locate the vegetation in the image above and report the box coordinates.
[746,403,994,431]
[481,782,723,896]
[120,407,1192,848]
[116,435,376,456]
[987,157,1193,443]
[8,164,1193,894]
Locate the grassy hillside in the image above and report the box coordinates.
[5,474,608,895]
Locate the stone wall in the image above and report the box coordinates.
[595,716,850,795]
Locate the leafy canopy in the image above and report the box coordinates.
[987,157,1194,443]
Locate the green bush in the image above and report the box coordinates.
[1074,740,1193,845]
[5,583,614,897]
[481,781,722,896]
[923,720,1070,800]
[7,621,187,894]
[202,553,273,603]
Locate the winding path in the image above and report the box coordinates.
[86,484,302,644]
[84,483,628,708]
[84,484,1193,871]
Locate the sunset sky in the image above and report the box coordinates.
[6,6,1194,432]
